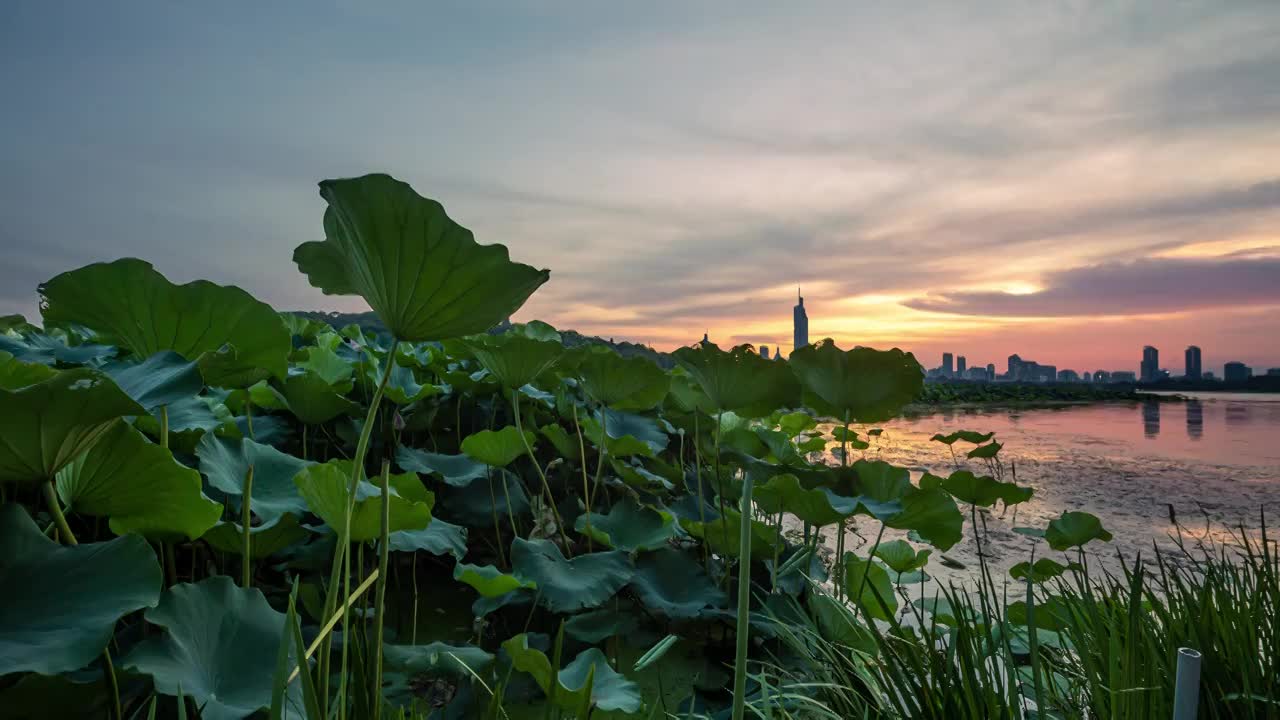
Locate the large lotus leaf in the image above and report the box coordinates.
[461,426,535,467]
[276,370,359,424]
[196,434,311,522]
[941,470,1032,508]
[364,362,439,405]
[202,514,309,559]
[0,369,145,484]
[509,538,633,613]
[575,497,677,552]
[1045,511,1113,551]
[123,577,293,720]
[38,258,290,387]
[930,430,995,446]
[55,421,222,541]
[666,370,716,415]
[777,410,817,437]
[575,347,669,410]
[296,344,354,390]
[842,554,898,621]
[0,331,116,366]
[293,174,549,342]
[503,635,642,714]
[883,487,963,551]
[294,461,433,542]
[789,340,923,422]
[630,547,728,619]
[681,508,780,558]
[0,504,162,675]
[454,563,537,597]
[0,351,57,389]
[753,473,859,527]
[849,459,912,502]
[389,517,468,558]
[594,408,669,454]
[396,446,488,487]
[463,332,563,390]
[873,539,932,575]
[101,351,203,413]
[672,341,799,417]
[383,641,494,677]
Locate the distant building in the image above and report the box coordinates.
[1093,370,1111,383]
[942,353,954,377]
[1058,369,1080,382]
[1203,371,1216,380]
[1185,346,1202,380]
[1268,368,1280,377]
[1008,354,1024,378]
[986,363,996,381]
[1224,362,1252,383]
[1112,370,1137,383]
[792,288,809,356]
[1141,346,1159,382]
[1082,371,1093,382]
[963,367,988,381]
[957,355,967,375]
[760,345,770,359]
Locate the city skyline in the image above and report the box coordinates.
[3,4,1280,371]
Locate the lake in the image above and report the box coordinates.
[821,392,1280,585]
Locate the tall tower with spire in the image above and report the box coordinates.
[792,287,809,357]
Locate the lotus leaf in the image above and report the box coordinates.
[1010,557,1081,583]
[294,461,433,542]
[56,421,222,540]
[564,604,640,643]
[575,347,669,410]
[437,470,530,527]
[967,442,1003,459]
[851,459,912,502]
[1044,511,1113,551]
[202,514,309,559]
[0,504,161,675]
[197,434,311,522]
[0,332,116,366]
[941,470,1032,508]
[454,563,537,597]
[777,410,817,437]
[396,447,489,487]
[575,497,677,551]
[842,553,897,621]
[681,508,780,558]
[293,173,549,342]
[0,369,145,484]
[930,430,995,446]
[539,423,581,461]
[630,547,728,619]
[275,371,359,424]
[872,539,932,575]
[101,351,203,412]
[463,332,563,390]
[382,641,494,677]
[883,487,964,551]
[809,592,877,653]
[789,340,923,422]
[123,576,294,720]
[0,351,56,389]
[38,258,290,387]
[461,426,536,467]
[672,341,799,417]
[389,516,467,558]
[509,538,633,613]
[503,635,642,714]
[752,474,859,527]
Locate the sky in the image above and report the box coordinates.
[2,2,1279,375]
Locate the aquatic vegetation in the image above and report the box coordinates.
[0,171,1267,719]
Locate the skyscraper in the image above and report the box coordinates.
[1141,346,1159,382]
[760,345,770,359]
[1185,346,1202,380]
[1224,362,1252,383]
[942,353,954,377]
[957,356,967,375]
[792,288,808,356]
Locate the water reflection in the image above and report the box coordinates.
[1225,402,1250,427]
[1186,399,1203,441]
[1142,398,1161,438]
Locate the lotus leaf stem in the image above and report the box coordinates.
[42,480,77,545]
[241,465,254,588]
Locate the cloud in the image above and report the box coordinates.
[903,255,1280,317]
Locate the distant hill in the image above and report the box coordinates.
[289,310,675,368]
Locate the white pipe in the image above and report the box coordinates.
[1172,647,1202,720]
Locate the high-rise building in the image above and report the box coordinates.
[986,363,996,381]
[1141,346,1159,382]
[760,345,770,359]
[1093,370,1111,383]
[942,353,954,377]
[1185,346,1202,380]
[1058,369,1080,382]
[957,356,967,375]
[1224,362,1252,383]
[1008,354,1023,379]
[792,288,808,356]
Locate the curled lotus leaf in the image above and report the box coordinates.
[509,538,633,613]
[574,347,670,410]
[123,577,294,720]
[0,504,162,676]
[56,421,222,541]
[461,426,535,468]
[672,341,799,417]
[930,430,995,446]
[753,473,859,527]
[0,369,145,485]
[38,258,290,387]
[462,331,563,390]
[502,635,642,714]
[789,340,924,423]
[292,173,549,342]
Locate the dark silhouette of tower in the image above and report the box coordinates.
[792,287,808,357]
[1141,346,1159,382]
[1185,346,1202,380]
